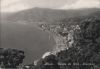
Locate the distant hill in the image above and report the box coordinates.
[56,9,100,25]
[2,8,100,24]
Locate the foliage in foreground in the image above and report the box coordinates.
[0,48,25,68]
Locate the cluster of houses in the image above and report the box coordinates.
[39,23,80,53]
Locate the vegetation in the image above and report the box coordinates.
[0,48,25,68]
[57,17,100,69]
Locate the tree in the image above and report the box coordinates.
[79,18,100,43]
[0,48,25,68]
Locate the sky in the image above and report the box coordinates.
[61,0,100,9]
[1,0,100,12]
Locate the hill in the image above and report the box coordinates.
[2,8,100,24]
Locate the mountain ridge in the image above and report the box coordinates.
[2,8,100,24]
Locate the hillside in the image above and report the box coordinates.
[2,8,100,24]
